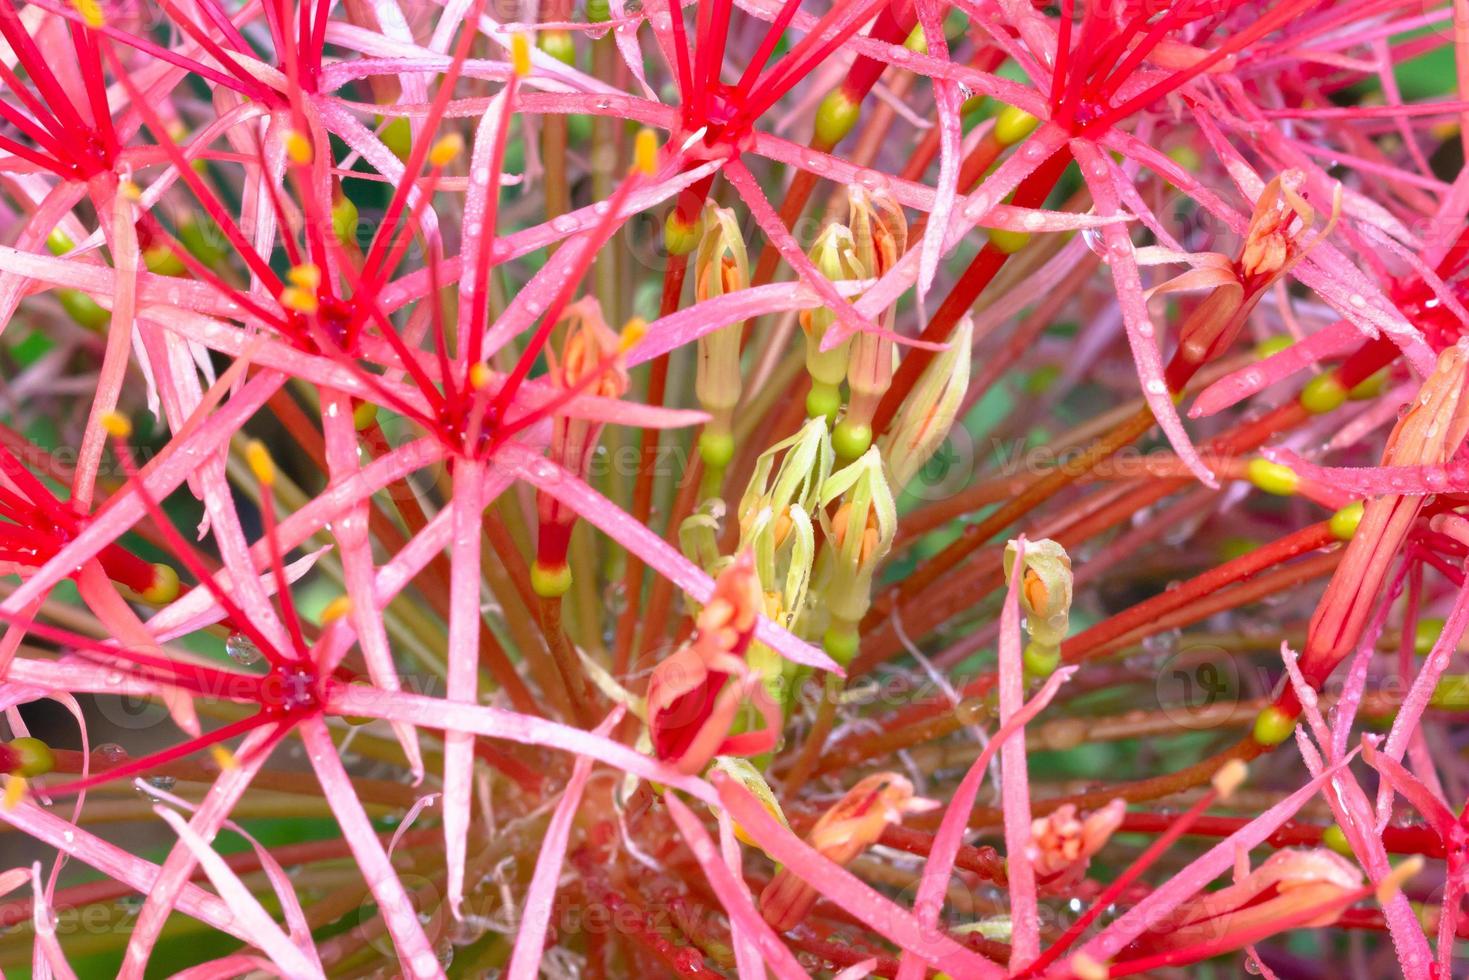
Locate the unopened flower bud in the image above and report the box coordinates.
[693,204,749,477]
[0,738,54,778]
[819,447,896,634]
[880,316,972,488]
[800,225,864,419]
[760,773,936,931]
[839,188,907,458]
[536,298,627,571]
[1003,538,1073,651]
[814,89,861,148]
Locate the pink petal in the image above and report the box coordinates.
[507,708,625,980]
[664,794,809,980]
[712,772,1003,977]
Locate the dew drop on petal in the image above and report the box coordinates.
[226,631,263,666]
[94,743,128,765]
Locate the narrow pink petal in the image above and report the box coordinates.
[999,539,1039,970]
[898,664,1077,980]
[1190,320,1363,418]
[327,684,719,805]
[0,802,241,939]
[1074,141,1216,487]
[302,718,444,979]
[72,188,140,512]
[30,862,77,980]
[322,391,424,779]
[664,794,810,980]
[0,373,282,617]
[120,727,281,980]
[1078,752,1354,964]
[915,0,962,303]
[712,772,1003,977]
[153,807,324,978]
[444,462,485,919]
[507,708,625,980]
[716,811,767,980]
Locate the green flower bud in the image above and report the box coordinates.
[4,737,54,777]
[819,447,897,627]
[1003,538,1073,651]
[1300,372,1347,414]
[693,204,749,425]
[879,315,972,488]
[800,224,863,408]
[538,29,576,66]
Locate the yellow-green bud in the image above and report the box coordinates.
[1329,501,1364,541]
[1300,372,1347,414]
[380,116,412,161]
[538,29,576,66]
[530,560,573,598]
[1022,641,1061,678]
[1321,823,1353,857]
[814,89,861,148]
[5,738,54,777]
[1348,367,1390,401]
[1254,335,1294,359]
[332,195,360,248]
[1252,705,1296,746]
[823,624,860,666]
[664,210,701,256]
[144,245,187,277]
[1247,457,1299,496]
[832,419,872,461]
[988,227,1030,254]
[698,430,735,468]
[993,104,1040,146]
[1415,617,1446,657]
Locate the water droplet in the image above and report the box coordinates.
[145,774,176,793]
[1024,212,1044,230]
[225,632,262,666]
[804,153,829,174]
[1144,379,1167,395]
[1349,294,1366,308]
[94,743,128,765]
[551,214,579,234]
[62,830,75,844]
[856,168,888,191]
[1082,227,1107,261]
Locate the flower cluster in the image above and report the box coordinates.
[0,0,1462,976]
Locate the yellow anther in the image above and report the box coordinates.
[429,133,464,167]
[287,263,321,290]
[511,32,533,77]
[285,130,312,165]
[245,439,276,486]
[100,411,133,439]
[633,128,659,176]
[468,362,492,390]
[280,287,318,314]
[119,179,142,201]
[71,0,104,28]
[1211,759,1247,800]
[320,595,353,624]
[618,317,647,352]
[3,776,24,812]
[211,746,238,771]
[1377,855,1424,904]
